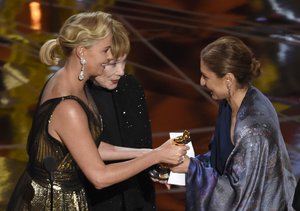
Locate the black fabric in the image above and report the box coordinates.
[293,178,300,211]
[209,100,234,175]
[85,75,155,211]
[7,95,102,210]
[91,85,122,146]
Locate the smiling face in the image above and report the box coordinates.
[200,60,228,100]
[83,34,113,78]
[94,54,127,90]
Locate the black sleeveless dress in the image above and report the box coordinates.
[7,95,102,211]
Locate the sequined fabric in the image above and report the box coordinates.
[7,95,102,211]
[85,75,155,210]
[186,86,297,211]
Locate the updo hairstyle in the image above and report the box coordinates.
[39,11,113,65]
[201,36,261,87]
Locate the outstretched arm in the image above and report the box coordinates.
[48,99,187,189]
[98,141,152,161]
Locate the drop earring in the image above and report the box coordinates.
[78,57,86,81]
[226,82,231,98]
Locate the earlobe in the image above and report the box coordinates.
[76,46,84,58]
[224,73,234,84]
[225,78,230,86]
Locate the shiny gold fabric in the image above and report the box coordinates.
[7,94,102,210]
[21,177,88,210]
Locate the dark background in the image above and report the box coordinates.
[0,0,299,210]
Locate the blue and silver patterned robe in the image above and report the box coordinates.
[186,86,296,211]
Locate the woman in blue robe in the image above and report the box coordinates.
[171,36,296,210]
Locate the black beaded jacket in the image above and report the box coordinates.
[85,74,155,211]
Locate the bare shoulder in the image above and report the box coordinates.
[48,97,90,142]
[53,98,88,122]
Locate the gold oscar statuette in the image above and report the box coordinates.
[148,130,191,180]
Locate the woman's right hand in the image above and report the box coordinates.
[154,138,188,165]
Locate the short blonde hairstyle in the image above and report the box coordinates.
[110,19,130,59]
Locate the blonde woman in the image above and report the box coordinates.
[7,11,187,210]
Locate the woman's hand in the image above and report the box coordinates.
[154,138,189,165]
[151,177,171,190]
[170,155,190,173]
[150,155,190,190]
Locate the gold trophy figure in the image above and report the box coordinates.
[149,130,191,180]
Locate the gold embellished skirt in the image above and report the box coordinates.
[7,171,89,211]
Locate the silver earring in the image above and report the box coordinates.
[78,57,86,81]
